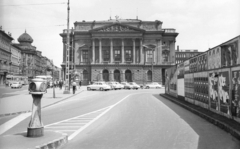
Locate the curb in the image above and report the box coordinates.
[160,94,240,141]
[35,133,68,149]
[0,90,85,118]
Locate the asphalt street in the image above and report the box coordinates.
[0,88,239,149]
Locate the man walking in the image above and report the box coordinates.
[79,80,81,89]
[72,81,77,94]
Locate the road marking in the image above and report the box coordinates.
[0,112,31,135]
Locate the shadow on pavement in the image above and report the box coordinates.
[153,94,240,149]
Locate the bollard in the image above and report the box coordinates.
[27,78,47,137]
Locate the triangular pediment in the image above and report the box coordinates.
[90,23,145,32]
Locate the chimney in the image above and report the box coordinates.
[177,45,179,51]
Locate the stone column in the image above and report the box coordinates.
[80,49,83,63]
[132,39,136,64]
[170,41,175,64]
[110,70,114,81]
[110,38,113,63]
[140,39,144,64]
[92,39,95,64]
[157,39,162,64]
[121,70,125,82]
[121,39,125,64]
[99,39,102,63]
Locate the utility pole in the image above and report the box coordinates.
[63,0,70,94]
[52,60,55,98]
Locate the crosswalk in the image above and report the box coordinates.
[44,106,112,140]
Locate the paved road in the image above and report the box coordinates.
[0,85,28,98]
[1,89,239,149]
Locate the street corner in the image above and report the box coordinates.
[0,130,68,149]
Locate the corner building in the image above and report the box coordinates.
[60,19,178,85]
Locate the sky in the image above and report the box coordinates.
[1,0,239,67]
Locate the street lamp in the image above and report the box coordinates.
[143,45,155,82]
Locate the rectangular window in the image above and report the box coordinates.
[114,49,121,61]
[146,50,153,62]
[82,50,88,62]
[103,49,110,61]
[125,49,132,61]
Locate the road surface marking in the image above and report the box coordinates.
[0,113,31,135]
[67,94,132,140]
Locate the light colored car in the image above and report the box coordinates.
[11,82,22,89]
[129,82,140,90]
[121,82,134,89]
[107,82,122,90]
[87,82,111,91]
[145,82,162,89]
[116,82,124,89]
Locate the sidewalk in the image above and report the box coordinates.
[0,86,86,149]
[0,86,87,117]
[160,94,240,141]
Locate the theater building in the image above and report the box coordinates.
[60,18,178,85]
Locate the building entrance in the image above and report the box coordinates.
[125,70,132,82]
[103,69,109,82]
[114,70,120,82]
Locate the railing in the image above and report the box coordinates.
[163,29,176,33]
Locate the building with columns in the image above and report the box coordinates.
[60,18,178,85]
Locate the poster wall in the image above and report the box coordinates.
[232,69,240,118]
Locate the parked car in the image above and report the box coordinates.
[129,82,140,90]
[116,82,124,89]
[11,82,22,89]
[121,82,134,89]
[107,82,122,90]
[87,82,111,91]
[145,82,162,89]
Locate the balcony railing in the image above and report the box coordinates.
[163,29,176,33]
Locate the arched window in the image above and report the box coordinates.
[83,70,88,80]
[103,69,109,82]
[147,70,152,81]
[125,70,132,82]
[114,70,120,82]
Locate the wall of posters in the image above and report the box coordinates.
[232,68,240,119]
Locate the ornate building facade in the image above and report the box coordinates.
[0,29,13,85]
[60,19,178,85]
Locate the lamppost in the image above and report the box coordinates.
[143,45,166,82]
[63,0,70,94]
[46,60,55,98]
[143,45,155,82]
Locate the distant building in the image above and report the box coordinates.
[0,29,13,85]
[10,44,22,75]
[60,18,178,85]
[175,46,203,64]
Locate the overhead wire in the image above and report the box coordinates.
[0,2,66,7]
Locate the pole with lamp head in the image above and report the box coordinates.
[63,0,70,94]
[52,60,55,98]
[143,44,166,82]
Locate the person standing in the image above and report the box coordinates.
[72,81,77,94]
[79,80,82,89]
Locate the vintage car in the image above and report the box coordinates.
[144,82,162,89]
[128,82,141,90]
[121,82,134,89]
[11,82,22,89]
[107,82,122,90]
[87,82,111,91]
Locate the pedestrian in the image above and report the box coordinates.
[72,81,77,94]
[59,80,62,90]
[79,80,81,89]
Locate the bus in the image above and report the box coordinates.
[35,75,53,88]
[6,75,29,86]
